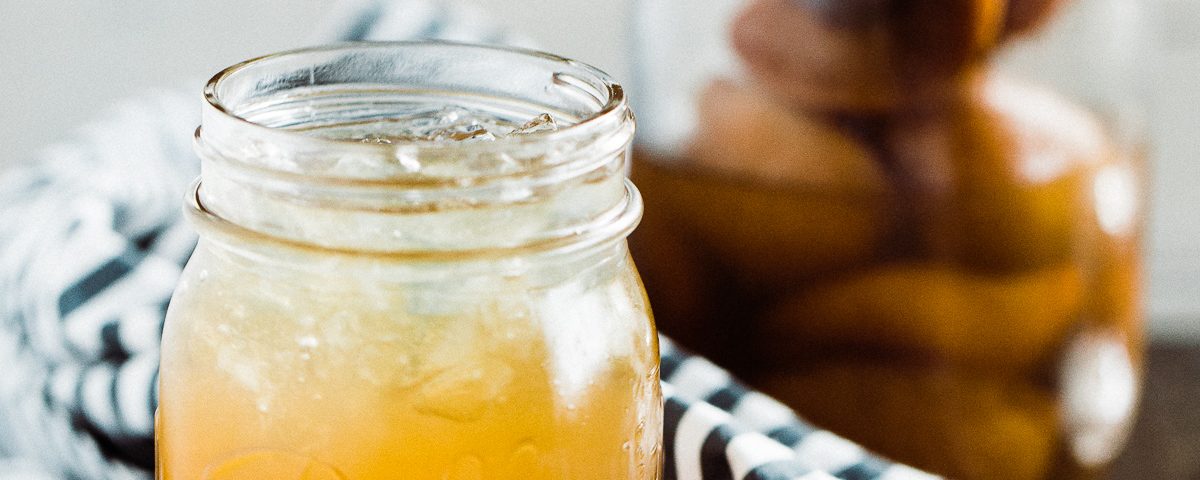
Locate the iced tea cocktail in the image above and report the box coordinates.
[157,43,661,480]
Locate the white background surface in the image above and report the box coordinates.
[0,0,1196,339]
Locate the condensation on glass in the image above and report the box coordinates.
[629,1,1145,479]
[157,42,662,480]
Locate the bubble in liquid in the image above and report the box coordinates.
[297,334,319,363]
[203,450,345,480]
[297,335,320,349]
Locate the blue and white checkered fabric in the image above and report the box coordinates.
[0,1,940,479]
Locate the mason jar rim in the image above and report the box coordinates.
[198,40,634,185]
[190,41,643,258]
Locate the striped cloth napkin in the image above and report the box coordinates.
[0,1,941,479]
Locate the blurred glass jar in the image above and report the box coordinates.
[159,43,661,480]
[630,1,1146,479]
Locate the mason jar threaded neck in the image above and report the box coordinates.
[192,41,639,254]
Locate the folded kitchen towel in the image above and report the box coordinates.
[0,1,940,479]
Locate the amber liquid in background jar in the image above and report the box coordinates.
[157,43,661,480]
[630,1,1145,479]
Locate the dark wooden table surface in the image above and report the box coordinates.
[1107,345,1200,479]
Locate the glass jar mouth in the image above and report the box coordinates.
[194,41,641,256]
[199,41,634,185]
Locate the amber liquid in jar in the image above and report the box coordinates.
[157,43,661,480]
[159,245,660,480]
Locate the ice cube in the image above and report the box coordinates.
[414,362,514,422]
[357,133,395,145]
[345,111,558,146]
[508,113,558,136]
[430,124,497,143]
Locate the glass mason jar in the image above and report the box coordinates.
[158,43,662,480]
[630,1,1145,479]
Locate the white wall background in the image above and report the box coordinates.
[0,0,1196,339]
[0,0,633,162]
